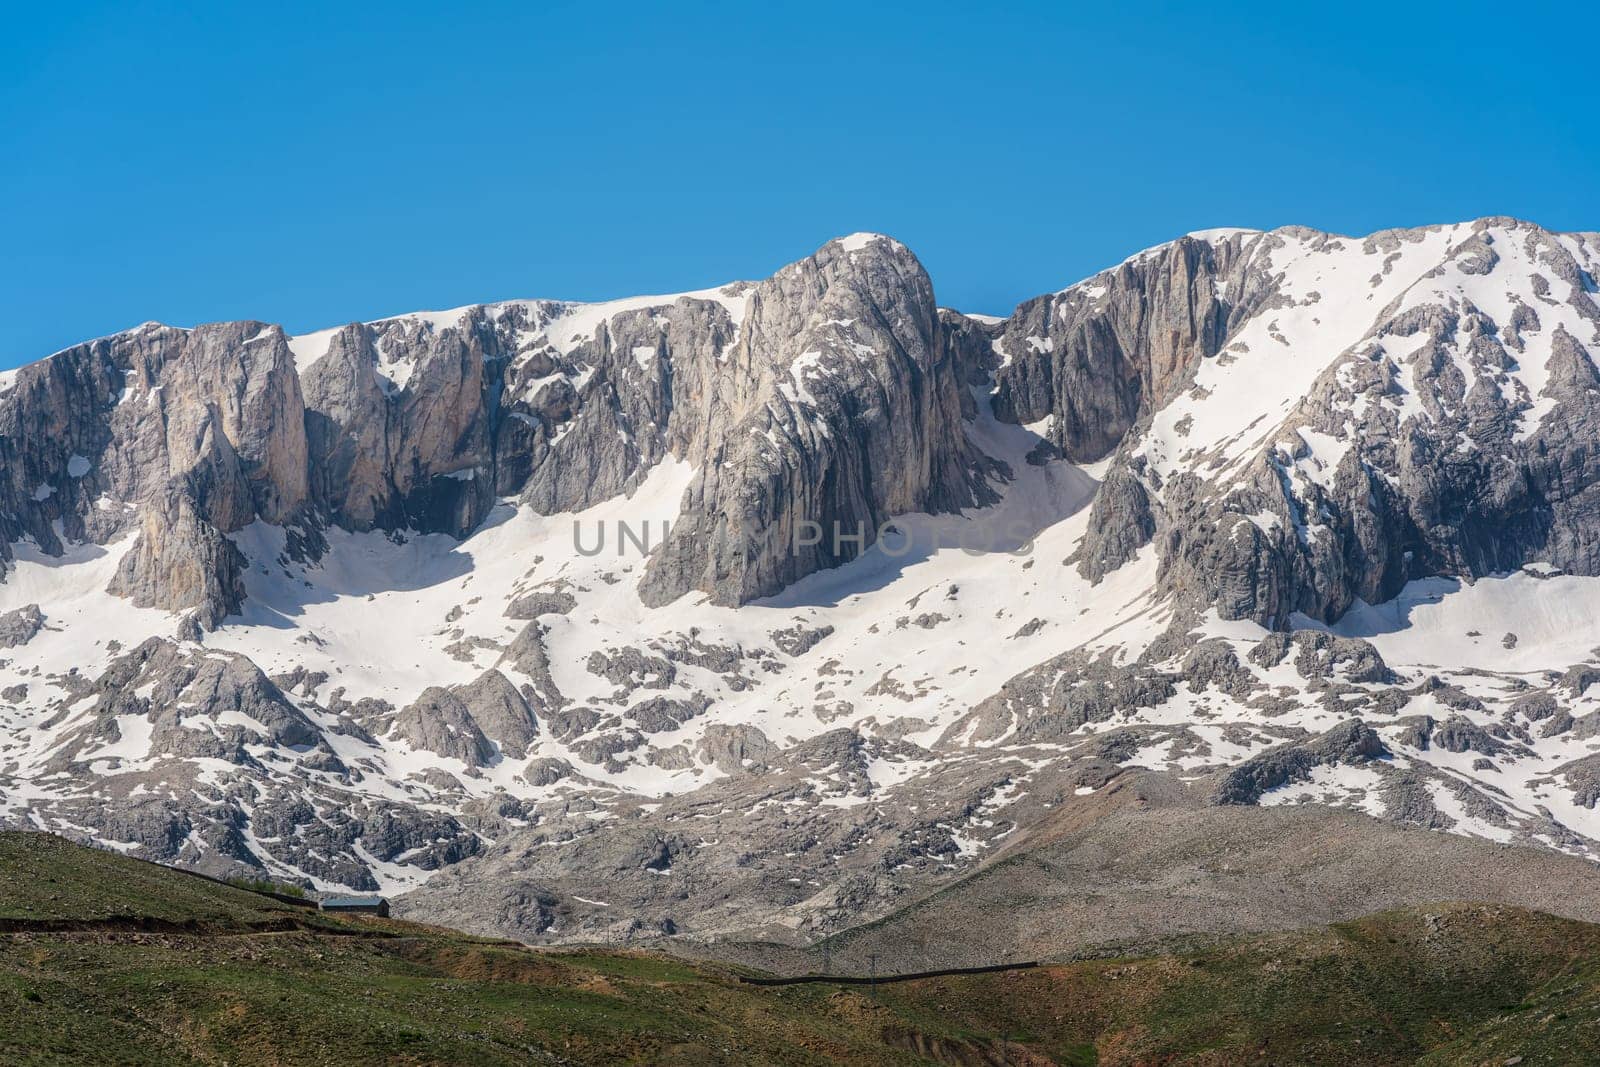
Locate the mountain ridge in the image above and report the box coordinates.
[4,218,1600,955]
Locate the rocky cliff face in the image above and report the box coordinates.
[1054,220,1600,628]
[0,321,310,625]
[6,219,1600,952]
[0,234,989,624]
[640,235,988,606]
[990,231,1273,462]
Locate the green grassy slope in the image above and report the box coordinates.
[2,831,1599,1065]
[0,833,314,928]
[869,904,1600,1065]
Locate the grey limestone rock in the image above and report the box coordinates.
[0,321,310,623]
[522,757,575,787]
[1245,631,1393,684]
[1020,222,1600,633]
[0,604,44,648]
[586,647,675,695]
[1182,639,1260,700]
[1509,691,1561,721]
[504,588,578,620]
[496,623,567,711]
[453,669,540,759]
[1212,720,1388,805]
[769,623,835,657]
[1290,632,1396,685]
[1381,774,1451,829]
[696,723,779,774]
[626,695,711,734]
[1555,754,1600,809]
[638,236,991,607]
[106,484,247,628]
[940,649,1177,747]
[0,237,992,625]
[991,232,1271,463]
[394,686,497,767]
[1560,664,1600,698]
[12,218,1600,933]
[1432,716,1507,755]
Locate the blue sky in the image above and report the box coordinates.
[3,1,1595,368]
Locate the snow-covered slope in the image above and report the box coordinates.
[4,221,1600,941]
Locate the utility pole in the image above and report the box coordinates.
[822,938,831,976]
[868,953,879,1001]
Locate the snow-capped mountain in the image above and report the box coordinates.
[5,220,1600,947]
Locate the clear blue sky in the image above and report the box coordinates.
[3,1,1595,368]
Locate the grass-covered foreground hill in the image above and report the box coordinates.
[2,831,1599,1065]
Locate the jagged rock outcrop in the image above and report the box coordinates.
[453,669,539,759]
[394,687,497,767]
[638,235,990,606]
[504,587,577,620]
[696,723,778,774]
[991,232,1277,461]
[45,638,327,774]
[299,325,392,529]
[1212,720,1388,804]
[0,604,44,648]
[1247,631,1395,685]
[1038,220,1600,628]
[938,648,1177,747]
[142,322,310,530]
[513,296,732,515]
[107,484,246,626]
[0,321,307,623]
